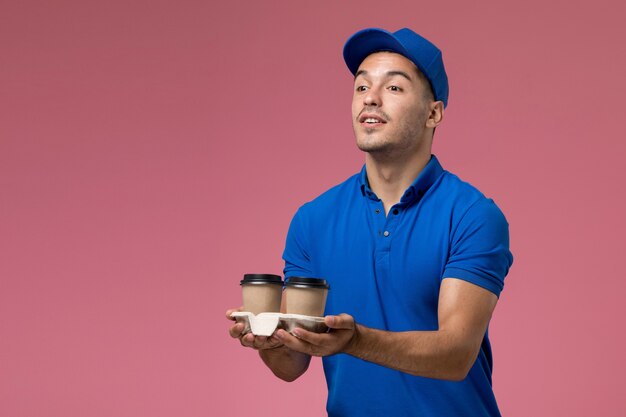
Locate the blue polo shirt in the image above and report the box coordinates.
[283,155,513,417]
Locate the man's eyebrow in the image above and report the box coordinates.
[354,69,413,81]
[386,70,413,81]
[355,69,368,79]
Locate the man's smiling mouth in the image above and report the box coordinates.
[359,112,388,125]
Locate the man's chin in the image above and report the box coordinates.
[356,141,390,154]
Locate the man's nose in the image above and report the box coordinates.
[363,87,381,106]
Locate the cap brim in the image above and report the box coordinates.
[343,28,411,75]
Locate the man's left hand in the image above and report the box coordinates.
[275,313,359,357]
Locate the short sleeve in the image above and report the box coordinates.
[282,206,314,278]
[443,198,513,297]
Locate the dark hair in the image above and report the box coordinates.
[413,66,435,104]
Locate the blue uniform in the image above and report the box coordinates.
[283,155,513,416]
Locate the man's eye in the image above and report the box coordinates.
[389,86,402,92]
[356,85,368,92]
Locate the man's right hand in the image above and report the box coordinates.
[226,308,284,351]
[226,307,312,381]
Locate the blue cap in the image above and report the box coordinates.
[343,28,449,108]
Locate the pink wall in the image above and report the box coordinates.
[2,0,625,416]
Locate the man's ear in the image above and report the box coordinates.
[426,101,444,128]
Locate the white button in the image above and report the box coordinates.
[383,231,390,237]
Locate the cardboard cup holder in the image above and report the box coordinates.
[231,312,328,336]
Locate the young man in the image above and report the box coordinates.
[227,28,513,416]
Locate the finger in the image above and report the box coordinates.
[291,327,325,346]
[229,322,245,338]
[240,332,255,348]
[253,335,284,350]
[253,336,268,349]
[225,307,243,321]
[275,329,316,354]
[291,327,318,344]
[264,335,283,349]
[325,314,355,330]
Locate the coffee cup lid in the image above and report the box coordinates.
[285,277,329,289]
[240,274,284,286]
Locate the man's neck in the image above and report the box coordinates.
[365,149,431,215]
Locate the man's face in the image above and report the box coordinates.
[351,52,433,157]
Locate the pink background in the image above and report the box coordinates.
[2,0,625,416]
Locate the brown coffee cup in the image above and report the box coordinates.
[240,274,284,315]
[284,277,329,317]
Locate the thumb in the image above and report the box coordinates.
[325,313,355,330]
[226,306,243,321]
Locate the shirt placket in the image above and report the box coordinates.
[368,199,402,282]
